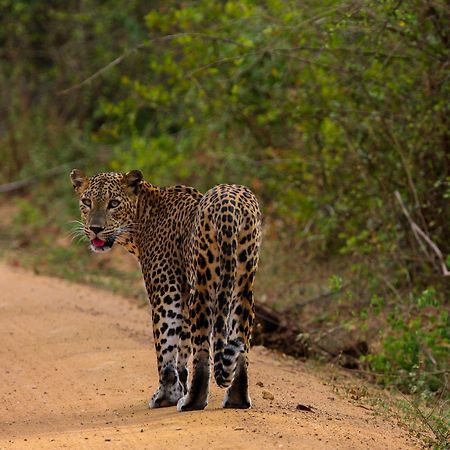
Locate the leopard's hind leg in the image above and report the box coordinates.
[222,277,255,409]
[223,225,260,409]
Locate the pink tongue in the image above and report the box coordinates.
[92,238,105,248]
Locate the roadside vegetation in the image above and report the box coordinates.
[0,1,448,446]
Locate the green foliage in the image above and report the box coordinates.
[328,275,343,293]
[364,288,449,396]
[99,0,448,270]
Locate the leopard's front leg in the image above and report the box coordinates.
[145,274,185,408]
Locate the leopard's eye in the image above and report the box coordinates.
[108,199,120,209]
[81,198,91,208]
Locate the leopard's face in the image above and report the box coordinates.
[70,169,142,253]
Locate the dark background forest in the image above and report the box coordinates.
[0,0,448,438]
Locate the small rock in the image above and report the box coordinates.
[262,390,274,400]
[296,404,314,412]
[256,381,264,387]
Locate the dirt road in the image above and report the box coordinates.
[0,264,419,449]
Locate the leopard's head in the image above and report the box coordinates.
[70,169,142,253]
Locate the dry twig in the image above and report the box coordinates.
[395,191,449,277]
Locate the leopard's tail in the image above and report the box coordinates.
[213,223,242,388]
[214,338,244,388]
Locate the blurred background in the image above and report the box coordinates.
[0,0,448,420]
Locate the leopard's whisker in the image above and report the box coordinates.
[71,234,87,244]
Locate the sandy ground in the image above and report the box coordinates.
[0,264,420,449]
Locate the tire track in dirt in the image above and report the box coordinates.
[0,265,419,449]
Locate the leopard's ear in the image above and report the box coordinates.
[70,169,88,194]
[123,170,143,195]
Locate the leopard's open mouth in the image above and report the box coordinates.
[90,236,115,253]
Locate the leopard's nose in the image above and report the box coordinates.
[89,225,104,235]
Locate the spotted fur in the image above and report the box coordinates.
[70,169,261,411]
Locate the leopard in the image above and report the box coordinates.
[70,169,261,411]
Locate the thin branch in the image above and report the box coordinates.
[186,50,264,77]
[273,46,413,60]
[395,191,450,277]
[342,367,450,377]
[380,117,423,220]
[0,159,86,193]
[57,33,247,95]
[312,322,352,344]
[58,44,146,95]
